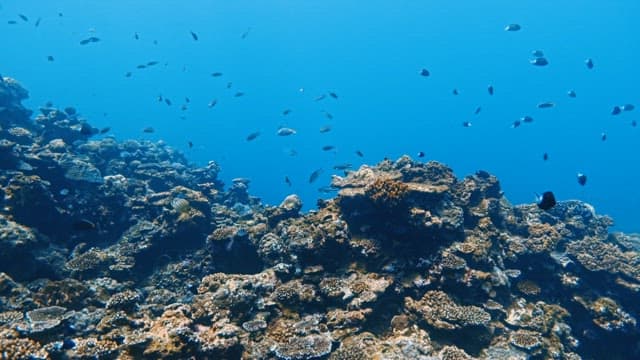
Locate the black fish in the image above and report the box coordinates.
[537,102,555,109]
[241,27,251,39]
[530,57,549,66]
[474,107,481,115]
[47,55,54,62]
[531,50,544,57]
[282,109,292,115]
[285,176,292,187]
[567,90,576,98]
[79,39,91,45]
[234,92,245,97]
[125,72,132,78]
[309,169,323,183]
[211,72,223,77]
[226,82,233,89]
[136,64,147,69]
[164,98,172,106]
[543,152,548,161]
[511,120,521,128]
[488,85,494,95]
[35,18,41,27]
[322,145,335,151]
[329,92,338,99]
[577,173,587,186]
[80,123,96,136]
[72,219,96,231]
[633,120,637,127]
[521,116,533,123]
[100,127,111,134]
[134,32,139,40]
[452,89,459,95]
[611,106,621,115]
[537,191,556,210]
[246,131,260,141]
[185,97,190,103]
[143,127,155,133]
[585,58,594,69]
[355,150,364,157]
[181,104,188,111]
[190,31,199,41]
[7,20,17,25]
[462,121,472,127]
[419,68,430,77]
[622,104,635,111]
[18,14,28,22]
[417,151,425,158]
[188,141,193,148]
[208,99,218,108]
[147,61,159,66]
[601,132,607,141]
[504,24,521,31]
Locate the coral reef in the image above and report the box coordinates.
[1,75,639,359]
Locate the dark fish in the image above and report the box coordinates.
[601,132,607,141]
[314,94,327,101]
[35,18,41,27]
[79,39,91,45]
[537,191,556,210]
[190,31,199,41]
[318,186,339,193]
[136,64,147,69]
[521,115,534,123]
[417,151,425,158]
[309,169,323,183]
[577,173,587,186]
[158,95,163,102]
[474,106,482,115]
[462,121,472,127]
[333,163,352,170]
[611,106,621,115]
[58,13,63,17]
[355,150,364,157]
[511,120,521,128]
[319,125,332,133]
[47,55,54,62]
[72,219,96,231]
[241,27,251,39]
[285,176,292,187]
[165,98,172,106]
[419,68,430,77]
[211,72,223,77]
[7,20,17,25]
[530,57,549,66]
[246,131,260,141]
[234,92,244,97]
[585,58,594,69]
[567,90,576,98]
[452,89,459,95]
[100,127,111,134]
[134,32,139,40]
[537,102,555,109]
[282,109,292,115]
[633,120,637,127]
[226,82,232,89]
[543,152,549,161]
[329,92,338,99]
[143,127,155,133]
[322,110,333,119]
[488,85,494,95]
[125,72,132,78]
[79,123,96,135]
[621,104,635,111]
[531,50,544,57]
[61,338,76,350]
[147,61,159,66]
[504,24,521,31]
[185,97,190,103]
[322,145,335,151]
[181,104,188,111]
[208,99,218,108]
[18,14,29,22]
[188,141,193,148]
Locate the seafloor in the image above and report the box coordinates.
[0,75,639,360]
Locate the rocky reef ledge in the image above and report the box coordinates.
[1,75,639,359]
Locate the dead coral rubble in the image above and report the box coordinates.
[1,75,639,359]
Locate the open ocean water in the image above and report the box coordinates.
[1,0,638,230]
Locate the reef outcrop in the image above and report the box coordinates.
[1,75,639,359]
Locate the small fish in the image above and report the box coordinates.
[333,163,352,170]
[567,90,576,98]
[246,131,260,141]
[462,121,472,127]
[601,132,607,141]
[577,173,587,186]
[7,20,17,25]
[134,32,139,40]
[511,120,521,128]
[633,120,637,127]
[158,95,164,102]
[474,107,482,115]
[100,127,111,134]
[226,82,233,89]
[188,141,193,148]
[18,14,29,22]
[322,110,333,119]
[521,115,534,123]
[143,127,155,133]
[47,55,54,62]
[530,57,549,66]
[355,150,364,157]
[164,98,172,106]
[318,186,339,193]
[537,102,555,109]
[211,72,223,77]
[136,64,147,69]
[319,125,332,133]
[284,176,292,187]
[208,99,218,108]
[282,109,292,115]
[72,219,96,231]
[621,104,635,111]
[543,152,549,161]
[314,94,326,101]
[329,92,338,99]
[147,61,159,66]
[585,58,594,69]
[125,72,132,78]
[234,92,245,97]
[537,191,556,210]
[241,27,251,39]
[65,107,77,115]
[79,39,91,45]
[611,106,621,115]
[504,24,521,31]
[322,145,335,151]
[531,50,544,57]
[190,31,199,41]
[452,89,459,95]
[185,97,190,103]
[277,127,296,136]
[419,68,430,77]
[35,18,41,27]
[488,85,494,95]
[417,151,425,158]
[309,169,323,183]
[181,104,188,111]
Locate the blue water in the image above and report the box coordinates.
[1,0,638,231]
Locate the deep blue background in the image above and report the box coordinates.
[1,1,638,231]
